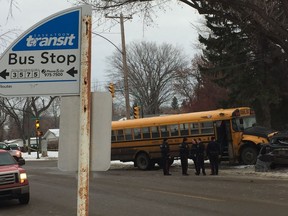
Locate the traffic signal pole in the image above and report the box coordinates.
[35,119,40,159]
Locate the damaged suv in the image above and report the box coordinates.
[255,132,288,171]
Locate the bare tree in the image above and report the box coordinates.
[0,96,57,142]
[107,41,189,114]
[0,97,29,141]
[174,55,228,112]
[47,97,61,129]
[174,56,202,105]
[30,97,57,119]
[0,98,8,140]
[0,0,20,52]
[0,28,19,53]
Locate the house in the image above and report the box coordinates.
[41,129,59,156]
[42,129,59,142]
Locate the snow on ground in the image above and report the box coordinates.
[22,152,288,179]
[22,151,58,161]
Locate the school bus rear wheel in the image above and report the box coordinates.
[135,152,151,170]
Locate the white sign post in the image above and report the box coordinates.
[77,7,92,216]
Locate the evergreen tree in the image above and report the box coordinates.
[171,97,179,110]
[199,14,283,128]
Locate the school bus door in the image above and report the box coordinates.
[215,120,234,162]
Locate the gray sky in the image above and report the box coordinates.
[0,0,203,90]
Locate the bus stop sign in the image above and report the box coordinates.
[0,6,89,97]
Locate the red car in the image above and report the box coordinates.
[0,149,30,204]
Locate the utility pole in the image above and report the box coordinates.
[105,13,132,119]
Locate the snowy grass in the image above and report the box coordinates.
[22,151,58,161]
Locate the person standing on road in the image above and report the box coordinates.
[190,139,200,175]
[197,138,206,176]
[179,137,189,175]
[160,138,171,175]
[206,137,220,175]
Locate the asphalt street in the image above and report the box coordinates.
[1,160,288,216]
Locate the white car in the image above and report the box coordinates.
[0,142,23,161]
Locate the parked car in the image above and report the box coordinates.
[7,143,21,151]
[255,131,288,171]
[30,143,38,151]
[0,149,30,204]
[0,142,23,161]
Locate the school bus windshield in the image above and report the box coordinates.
[232,116,257,131]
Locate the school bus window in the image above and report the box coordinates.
[160,125,169,137]
[180,123,189,136]
[111,130,116,142]
[117,129,124,141]
[125,128,133,141]
[190,123,199,135]
[200,122,214,134]
[232,116,256,131]
[134,128,141,140]
[151,126,160,138]
[142,127,151,139]
[170,124,179,136]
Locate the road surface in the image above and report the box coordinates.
[1,160,288,216]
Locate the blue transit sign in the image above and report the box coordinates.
[0,5,91,97]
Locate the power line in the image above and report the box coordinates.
[92,32,122,54]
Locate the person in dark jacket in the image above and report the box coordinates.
[190,139,200,175]
[197,138,206,176]
[206,137,220,175]
[160,138,171,175]
[179,137,190,175]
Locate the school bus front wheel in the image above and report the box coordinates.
[240,146,258,165]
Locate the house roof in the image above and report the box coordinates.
[43,129,59,139]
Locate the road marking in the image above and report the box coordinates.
[143,188,225,202]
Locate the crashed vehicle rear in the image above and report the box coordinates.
[255,132,288,171]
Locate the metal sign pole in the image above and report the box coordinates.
[77,9,92,216]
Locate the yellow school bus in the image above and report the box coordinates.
[111,107,277,170]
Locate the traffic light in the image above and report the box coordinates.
[35,119,40,130]
[35,119,43,137]
[36,131,43,137]
[109,83,115,98]
[133,106,140,119]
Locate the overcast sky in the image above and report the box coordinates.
[0,0,204,90]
